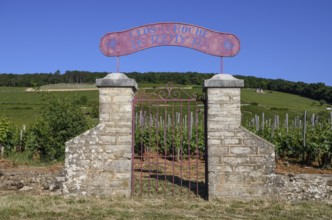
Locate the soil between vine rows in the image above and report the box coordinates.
[0,158,331,196]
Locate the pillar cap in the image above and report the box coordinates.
[96,73,138,91]
[203,74,244,89]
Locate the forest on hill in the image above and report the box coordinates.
[0,71,331,104]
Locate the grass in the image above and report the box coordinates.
[0,194,331,219]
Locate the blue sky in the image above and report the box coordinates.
[1,0,332,85]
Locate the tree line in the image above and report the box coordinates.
[0,71,331,103]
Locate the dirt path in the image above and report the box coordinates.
[1,159,331,196]
[275,160,332,175]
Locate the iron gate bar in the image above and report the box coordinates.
[163,102,167,195]
[172,100,175,194]
[148,111,152,193]
[187,100,191,193]
[180,101,183,191]
[131,99,134,196]
[195,102,199,195]
[156,105,159,193]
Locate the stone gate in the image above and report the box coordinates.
[61,72,281,200]
[61,21,332,200]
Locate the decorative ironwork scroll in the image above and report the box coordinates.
[100,22,240,57]
[135,82,205,101]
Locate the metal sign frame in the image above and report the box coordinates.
[100,23,240,74]
[100,22,240,57]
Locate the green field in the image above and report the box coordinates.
[0,85,330,128]
[0,86,98,127]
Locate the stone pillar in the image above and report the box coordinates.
[204,74,275,200]
[62,73,137,196]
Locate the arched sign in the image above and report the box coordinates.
[100,22,240,57]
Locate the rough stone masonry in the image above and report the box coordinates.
[62,73,137,196]
[203,74,331,201]
[203,74,276,199]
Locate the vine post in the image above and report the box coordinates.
[285,113,289,133]
[0,144,3,159]
[303,110,307,162]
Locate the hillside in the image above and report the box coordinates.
[241,88,331,124]
[1,72,332,104]
[0,84,330,127]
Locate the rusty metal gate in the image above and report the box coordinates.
[131,83,206,198]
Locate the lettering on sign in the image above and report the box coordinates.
[100,23,240,57]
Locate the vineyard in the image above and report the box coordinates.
[133,111,332,169]
[0,85,331,169]
[132,86,332,170]
[134,105,205,160]
[133,84,205,158]
[246,111,332,168]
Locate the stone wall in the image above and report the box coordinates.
[62,73,137,196]
[204,74,276,200]
[203,74,332,202]
[268,174,332,202]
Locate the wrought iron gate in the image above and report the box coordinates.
[131,83,206,198]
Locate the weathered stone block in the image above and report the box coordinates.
[219,165,233,172]
[224,138,241,145]
[222,156,250,165]
[208,139,221,145]
[208,157,220,166]
[249,156,269,164]
[116,121,131,127]
[117,135,132,143]
[229,146,256,155]
[233,165,255,173]
[119,104,133,112]
[99,136,116,144]
[209,146,229,156]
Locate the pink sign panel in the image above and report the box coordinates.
[100,22,240,57]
